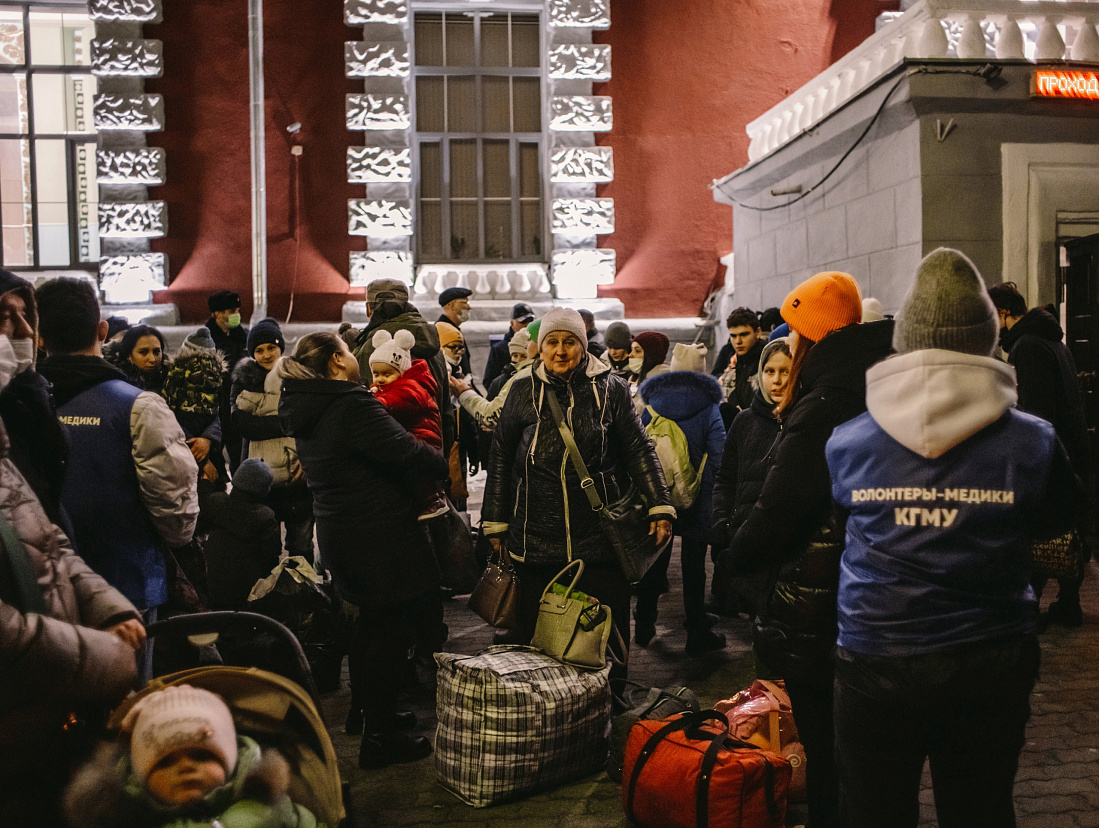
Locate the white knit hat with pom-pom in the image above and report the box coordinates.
[370,328,416,374]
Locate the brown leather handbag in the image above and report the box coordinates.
[468,542,520,630]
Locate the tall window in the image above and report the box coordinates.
[414,11,542,263]
[0,3,97,269]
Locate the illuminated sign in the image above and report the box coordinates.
[1033,70,1099,100]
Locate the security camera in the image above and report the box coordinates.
[286,122,302,134]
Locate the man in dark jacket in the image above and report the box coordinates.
[713,307,765,419]
[482,302,534,388]
[0,269,68,528]
[437,286,473,376]
[579,309,606,358]
[989,281,1090,627]
[36,278,198,621]
[206,290,249,473]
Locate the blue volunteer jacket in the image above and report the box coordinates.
[827,408,1057,657]
[58,378,167,610]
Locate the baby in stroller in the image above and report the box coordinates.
[64,684,317,827]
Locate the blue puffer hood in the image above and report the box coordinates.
[641,370,722,421]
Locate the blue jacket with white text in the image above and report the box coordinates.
[826,349,1082,657]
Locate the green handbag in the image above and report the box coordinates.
[531,559,624,670]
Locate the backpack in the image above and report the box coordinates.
[644,405,706,511]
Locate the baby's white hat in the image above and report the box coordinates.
[122,684,237,782]
[370,329,416,375]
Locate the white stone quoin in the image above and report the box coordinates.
[551,146,614,183]
[97,148,167,184]
[346,93,411,130]
[345,41,410,77]
[345,0,408,25]
[347,146,412,183]
[93,94,164,130]
[348,199,413,237]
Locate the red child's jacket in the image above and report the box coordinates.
[371,358,443,450]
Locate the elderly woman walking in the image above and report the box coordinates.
[482,308,674,666]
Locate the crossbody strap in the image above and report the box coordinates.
[0,512,48,615]
[544,389,604,512]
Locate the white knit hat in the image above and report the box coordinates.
[670,342,707,374]
[537,307,587,349]
[122,685,238,782]
[509,327,532,357]
[370,328,415,374]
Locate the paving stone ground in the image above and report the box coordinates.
[320,478,1099,827]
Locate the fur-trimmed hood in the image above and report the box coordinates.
[232,356,269,394]
[63,736,312,828]
[175,340,228,373]
[640,369,723,421]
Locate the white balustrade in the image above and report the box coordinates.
[744,0,1099,163]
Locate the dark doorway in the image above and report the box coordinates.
[1062,233,1099,532]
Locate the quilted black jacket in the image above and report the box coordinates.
[482,355,673,565]
[716,320,894,678]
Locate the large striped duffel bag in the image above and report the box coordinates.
[435,645,611,807]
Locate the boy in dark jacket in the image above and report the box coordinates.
[204,459,281,610]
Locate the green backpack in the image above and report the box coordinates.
[644,405,707,512]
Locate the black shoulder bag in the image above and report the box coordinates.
[544,389,665,585]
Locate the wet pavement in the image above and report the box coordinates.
[320,478,1099,827]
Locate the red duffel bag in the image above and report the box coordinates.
[621,710,791,828]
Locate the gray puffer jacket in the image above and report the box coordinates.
[0,345,139,779]
[483,355,674,565]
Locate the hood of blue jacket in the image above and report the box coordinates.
[866,349,1017,459]
[641,370,723,421]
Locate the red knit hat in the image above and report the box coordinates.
[781,271,863,343]
[633,331,670,370]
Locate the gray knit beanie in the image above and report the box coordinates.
[537,307,587,349]
[893,248,999,357]
[232,458,273,498]
[604,321,632,351]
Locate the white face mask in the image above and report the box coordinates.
[444,351,461,367]
[455,309,471,325]
[0,335,29,389]
[628,357,644,374]
[8,337,33,372]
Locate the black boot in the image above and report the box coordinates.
[358,731,432,770]
[348,709,416,734]
[685,628,726,656]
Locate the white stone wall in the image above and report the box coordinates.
[89,0,168,304]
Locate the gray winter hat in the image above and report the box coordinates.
[893,248,999,357]
[604,321,632,351]
[185,326,216,352]
[232,458,273,498]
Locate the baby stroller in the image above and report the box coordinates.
[110,611,351,828]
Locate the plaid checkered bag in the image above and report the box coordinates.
[435,645,612,807]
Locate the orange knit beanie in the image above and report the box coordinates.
[781,271,863,342]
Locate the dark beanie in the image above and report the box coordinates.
[893,248,999,357]
[604,321,632,351]
[247,317,285,355]
[208,290,241,313]
[634,331,670,366]
[232,458,273,498]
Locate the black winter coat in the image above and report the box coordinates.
[482,356,673,565]
[711,390,782,547]
[0,368,68,530]
[203,489,281,610]
[717,320,894,678]
[279,378,449,606]
[1001,308,1090,478]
